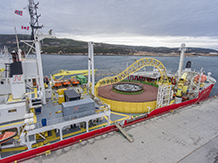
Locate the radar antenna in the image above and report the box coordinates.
[28,0,43,39]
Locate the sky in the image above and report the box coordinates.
[1,0,218,49]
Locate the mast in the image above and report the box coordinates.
[28,0,43,40]
[88,42,91,84]
[177,43,186,82]
[91,42,95,95]
[88,42,95,95]
[28,0,46,104]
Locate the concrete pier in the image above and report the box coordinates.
[23,97,218,163]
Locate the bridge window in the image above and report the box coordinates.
[32,78,36,86]
[8,109,17,114]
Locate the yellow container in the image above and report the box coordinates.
[58,88,67,95]
[183,86,188,94]
[58,88,67,104]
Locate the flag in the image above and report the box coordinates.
[21,26,29,30]
[15,10,23,16]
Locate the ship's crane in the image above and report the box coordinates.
[51,69,97,81]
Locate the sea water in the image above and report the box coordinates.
[41,55,218,96]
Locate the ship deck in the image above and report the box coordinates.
[0,88,132,158]
[27,97,218,163]
[98,82,158,102]
[34,92,130,129]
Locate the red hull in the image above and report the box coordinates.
[1,84,215,163]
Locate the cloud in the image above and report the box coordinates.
[1,0,218,48]
[57,33,218,49]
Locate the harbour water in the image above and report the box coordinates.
[41,55,218,96]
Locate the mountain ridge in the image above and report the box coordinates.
[0,34,217,56]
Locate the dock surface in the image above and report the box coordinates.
[23,97,218,163]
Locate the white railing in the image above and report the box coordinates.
[34,109,108,129]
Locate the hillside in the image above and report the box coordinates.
[0,34,217,56]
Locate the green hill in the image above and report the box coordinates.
[0,34,217,56]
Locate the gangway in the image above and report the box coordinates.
[115,124,134,142]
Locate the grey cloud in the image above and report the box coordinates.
[40,0,217,37]
[1,0,218,48]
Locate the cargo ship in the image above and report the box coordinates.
[0,0,216,162]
